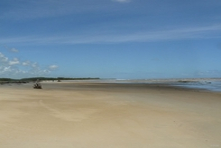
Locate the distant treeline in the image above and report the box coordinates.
[0,78,27,84]
[0,77,100,83]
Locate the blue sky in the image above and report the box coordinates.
[0,0,221,79]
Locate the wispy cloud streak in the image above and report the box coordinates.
[1,25,221,44]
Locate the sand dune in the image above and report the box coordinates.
[0,82,221,148]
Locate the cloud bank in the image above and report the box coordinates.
[0,51,58,78]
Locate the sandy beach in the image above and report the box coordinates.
[0,81,221,148]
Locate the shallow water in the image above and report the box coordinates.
[105,79,221,92]
[51,79,221,92]
[173,80,221,92]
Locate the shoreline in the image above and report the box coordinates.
[1,79,220,93]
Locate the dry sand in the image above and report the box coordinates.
[0,82,221,148]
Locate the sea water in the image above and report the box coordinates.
[70,78,221,93]
[173,80,221,92]
[111,79,221,92]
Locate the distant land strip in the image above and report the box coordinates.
[0,77,100,84]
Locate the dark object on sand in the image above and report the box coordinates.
[33,83,42,89]
[33,79,42,89]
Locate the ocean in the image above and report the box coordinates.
[173,80,221,92]
[103,78,221,92]
[57,78,221,92]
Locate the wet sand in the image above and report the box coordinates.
[0,82,221,148]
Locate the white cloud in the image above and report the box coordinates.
[0,66,12,73]
[0,52,8,62]
[22,61,31,66]
[4,66,12,72]
[2,45,19,53]
[8,58,20,65]
[49,65,58,70]
[31,62,38,68]
[0,52,58,78]
[10,48,19,52]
